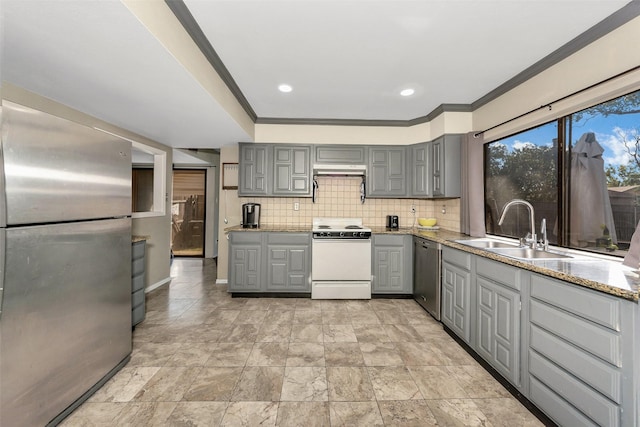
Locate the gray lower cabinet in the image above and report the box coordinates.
[439,244,639,426]
[272,145,311,196]
[475,257,521,386]
[238,143,269,196]
[527,273,635,427]
[441,247,472,344]
[372,234,412,294]
[368,147,407,197]
[266,233,311,292]
[131,240,146,327]
[228,232,263,292]
[228,232,310,293]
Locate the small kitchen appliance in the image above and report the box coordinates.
[386,215,399,230]
[242,203,261,228]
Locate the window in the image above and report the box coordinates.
[485,122,558,244]
[131,141,167,217]
[485,89,640,257]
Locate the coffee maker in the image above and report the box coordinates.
[242,203,261,228]
[386,215,399,230]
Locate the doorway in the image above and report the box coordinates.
[172,169,206,257]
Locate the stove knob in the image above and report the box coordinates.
[352,232,358,237]
[339,231,345,237]
[360,232,366,237]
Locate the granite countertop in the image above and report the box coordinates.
[225,225,311,233]
[226,224,640,302]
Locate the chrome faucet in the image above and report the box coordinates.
[540,218,549,251]
[498,199,537,249]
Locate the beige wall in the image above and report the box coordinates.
[475,16,640,142]
[254,112,472,144]
[4,84,173,291]
[217,145,241,282]
[122,0,254,139]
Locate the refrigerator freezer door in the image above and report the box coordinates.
[1,101,132,226]
[0,218,132,427]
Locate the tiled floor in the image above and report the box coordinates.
[62,258,544,426]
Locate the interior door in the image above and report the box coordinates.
[172,169,206,257]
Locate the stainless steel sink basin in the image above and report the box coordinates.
[490,247,572,260]
[455,239,519,249]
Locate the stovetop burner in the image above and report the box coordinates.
[312,217,371,239]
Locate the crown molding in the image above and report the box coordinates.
[165,0,257,121]
[472,0,640,110]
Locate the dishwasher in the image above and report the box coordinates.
[413,237,441,320]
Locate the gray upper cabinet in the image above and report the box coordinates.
[431,134,461,198]
[372,234,413,294]
[368,147,407,197]
[410,142,430,197]
[238,143,269,196]
[238,143,312,197]
[314,145,367,165]
[273,145,311,196]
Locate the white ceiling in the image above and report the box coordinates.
[1,0,633,149]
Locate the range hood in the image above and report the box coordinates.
[313,164,366,176]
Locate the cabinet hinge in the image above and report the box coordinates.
[519,301,522,311]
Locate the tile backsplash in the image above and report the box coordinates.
[241,177,460,231]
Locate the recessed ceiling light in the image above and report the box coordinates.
[278,84,293,93]
[400,88,415,97]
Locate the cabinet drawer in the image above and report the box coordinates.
[530,274,620,331]
[132,274,145,292]
[530,324,621,403]
[442,247,471,270]
[529,351,619,426]
[132,304,145,326]
[476,257,520,290]
[229,232,262,245]
[529,377,599,427]
[132,241,146,259]
[373,234,405,246]
[267,232,309,245]
[132,258,145,277]
[132,288,145,308]
[530,300,621,366]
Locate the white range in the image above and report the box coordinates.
[311,217,372,299]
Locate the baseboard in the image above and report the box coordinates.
[145,277,171,293]
[215,279,228,285]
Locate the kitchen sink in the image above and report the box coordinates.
[489,247,572,260]
[455,239,519,249]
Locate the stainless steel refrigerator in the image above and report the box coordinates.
[0,101,133,426]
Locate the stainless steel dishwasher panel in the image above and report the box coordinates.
[413,238,441,320]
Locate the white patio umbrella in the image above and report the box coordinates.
[570,132,617,247]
